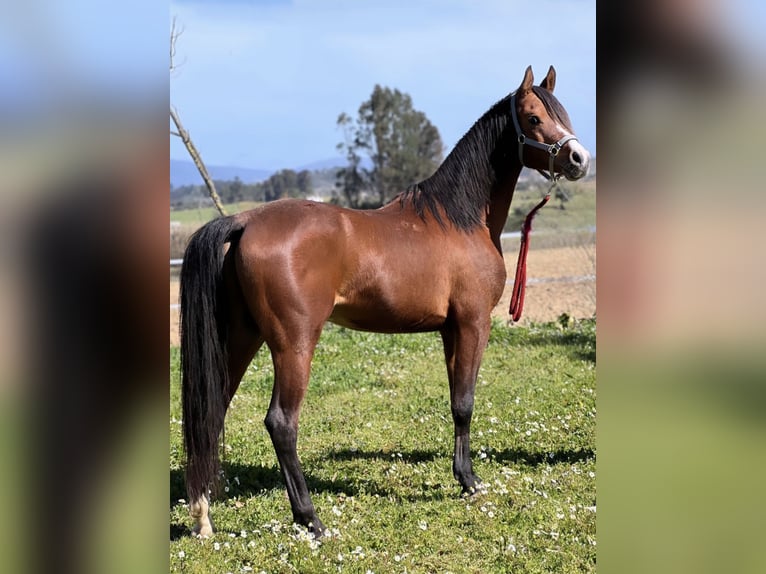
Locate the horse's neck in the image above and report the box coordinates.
[486,165,522,251]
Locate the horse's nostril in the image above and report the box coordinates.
[571,151,582,165]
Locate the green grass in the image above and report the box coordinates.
[170,201,264,224]
[170,319,595,573]
[505,181,596,234]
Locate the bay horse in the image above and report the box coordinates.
[181,65,590,538]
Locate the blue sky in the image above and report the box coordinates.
[170,0,596,171]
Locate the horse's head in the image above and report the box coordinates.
[510,65,590,181]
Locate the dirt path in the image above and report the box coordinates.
[495,243,595,324]
[169,243,595,346]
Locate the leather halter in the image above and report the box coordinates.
[510,92,578,181]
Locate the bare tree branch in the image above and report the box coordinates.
[170,17,185,73]
[170,18,226,217]
[170,105,228,217]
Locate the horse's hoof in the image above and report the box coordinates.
[461,479,487,498]
[307,519,328,539]
[192,524,214,539]
[191,515,215,539]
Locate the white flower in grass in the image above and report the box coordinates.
[177,551,185,559]
[213,542,221,551]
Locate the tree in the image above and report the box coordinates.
[336,85,443,208]
[256,169,313,202]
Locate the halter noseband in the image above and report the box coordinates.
[510,92,577,181]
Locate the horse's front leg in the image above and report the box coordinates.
[441,316,491,494]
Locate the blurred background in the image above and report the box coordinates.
[0,1,168,573]
[1,1,764,573]
[598,1,766,573]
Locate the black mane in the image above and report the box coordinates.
[399,96,516,231]
[398,86,570,231]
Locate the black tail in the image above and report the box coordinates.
[180,215,244,502]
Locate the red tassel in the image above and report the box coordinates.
[509,193,550,322]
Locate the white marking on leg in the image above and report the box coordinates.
[190,494,214,538]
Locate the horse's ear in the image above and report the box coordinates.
[519,65,534,92]
[540,65,556,93]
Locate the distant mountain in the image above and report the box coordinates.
[171,159,273,187]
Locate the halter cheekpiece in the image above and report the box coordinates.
[510,92,577,181]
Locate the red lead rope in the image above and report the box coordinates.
[509,193,550,322]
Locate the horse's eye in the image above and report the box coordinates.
[529,116,541,126]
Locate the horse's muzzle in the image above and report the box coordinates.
[562,142,590,181]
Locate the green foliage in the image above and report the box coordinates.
[336,85,444,208]
[258,169,313,202]
[170,319,595,573]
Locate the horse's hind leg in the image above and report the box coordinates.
[191,261,264,538]
[264,335,326,537]
[441,316,491,494]
[190,325,263,537]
